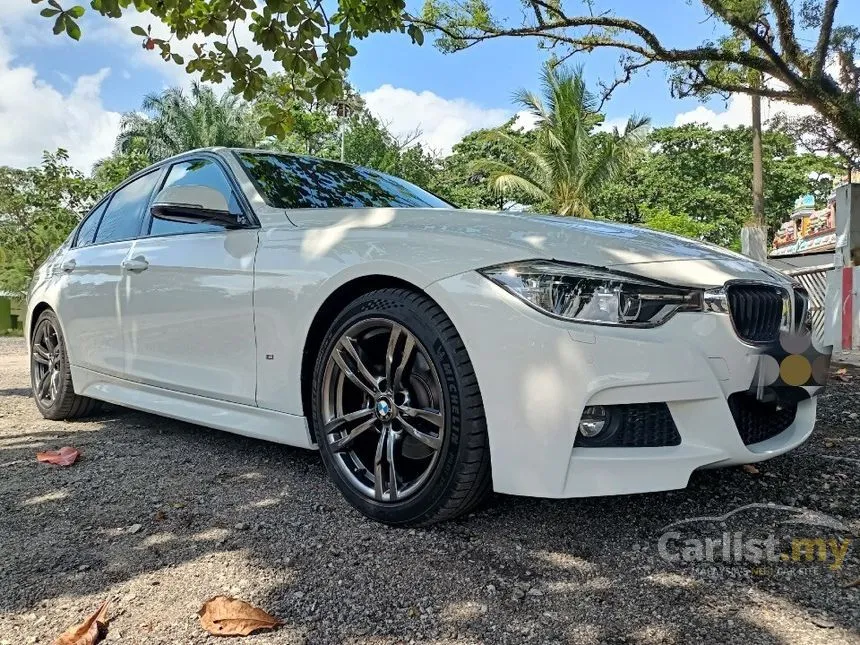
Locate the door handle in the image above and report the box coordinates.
[121,255,149,272]
[60,259,76,273]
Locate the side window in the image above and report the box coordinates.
[148,159,241,237]
[94,171,160,244]
[74,200,108,248]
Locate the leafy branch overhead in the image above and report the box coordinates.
[417,0,860,150]
[30,0,422,103]
[30,1,859,153]
[37,0,84,41]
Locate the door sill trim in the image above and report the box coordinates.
[71,365,316,449]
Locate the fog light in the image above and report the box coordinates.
[578,406,607,437]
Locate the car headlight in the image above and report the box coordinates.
[479,261,702,327]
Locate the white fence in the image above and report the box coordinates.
[783,263,833,346]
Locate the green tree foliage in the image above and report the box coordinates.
[432,123,536,210]
[640,207,720,242]
[0,150,95,294]
[252,73,340,153]
[328,110,439,190]
[771,110,860,173]
[592,124,842,247]
[31,0,417,105]
[473,65,649,217]
[254,76,441,190]
[116,81,262,161]
[91,146,152,194]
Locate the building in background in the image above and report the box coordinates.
[770,194,836,260]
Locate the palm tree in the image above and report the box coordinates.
[476,64,650,217]
[116,82,261,161]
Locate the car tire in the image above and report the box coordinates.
[30,310,101,420]
[311,287,491,526]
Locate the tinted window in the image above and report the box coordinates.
[94,171,160,244]
[237,152,451,209]
[149,159,241,237]
[74,200,108,247]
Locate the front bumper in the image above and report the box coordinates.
[427,272,821,499]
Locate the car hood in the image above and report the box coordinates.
[283,207,791,289]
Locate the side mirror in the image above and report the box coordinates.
[151,185,244,228]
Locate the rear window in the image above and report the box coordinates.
[236,152,451,210]
[74,200,107,247]
[95,170,160,244]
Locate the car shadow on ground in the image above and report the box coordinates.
[0,386,34,398]
[1,382,857,643]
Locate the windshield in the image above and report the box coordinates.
[236,152,453,210]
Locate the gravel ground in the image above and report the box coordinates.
[0,334,857,644]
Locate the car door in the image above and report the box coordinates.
[122,156,258,406]
[56,170,162,377]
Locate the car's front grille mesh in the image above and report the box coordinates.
[728,393,798,446]
[726,284,785,343]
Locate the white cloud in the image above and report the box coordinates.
[511,110,540,132]
[673,92,812,129]
[362,84,511,156]
[513,111,634,136]
[0,31,121,173]
[595,116,631,134]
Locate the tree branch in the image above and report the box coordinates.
[766,0,805,69]
[679,64,799,101]
[529,0,572,23]
[702,0,803,89]
[812,0,839,77]
[411,13,780,75]
[594,57,652,110]
[412,1,860,152]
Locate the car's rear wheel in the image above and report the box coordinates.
[311,288,491,526]
[30,310,101,420]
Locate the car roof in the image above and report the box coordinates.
[154,146,381,174]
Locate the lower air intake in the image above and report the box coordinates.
[728,393,798,446]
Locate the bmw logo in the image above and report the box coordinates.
[375,398,393,420]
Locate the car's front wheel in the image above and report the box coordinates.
[311,288,491,526]
[30,310,101,420]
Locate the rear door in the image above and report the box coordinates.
[56,170,162,376]
[122,156,258,405]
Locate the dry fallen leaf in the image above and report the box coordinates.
[198,596,283,637]
[845,578,860,588]
[54,599,109,645]
[742,464,760,475]
[833,368,853,382]
[36,447,80,466]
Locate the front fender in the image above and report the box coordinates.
[252,221,534,415]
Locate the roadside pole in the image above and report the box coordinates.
[742,86,768,262]
[335,100,353,163]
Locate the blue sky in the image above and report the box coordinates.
[1,1,858,171]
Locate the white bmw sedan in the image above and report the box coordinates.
[26,148,826,525]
